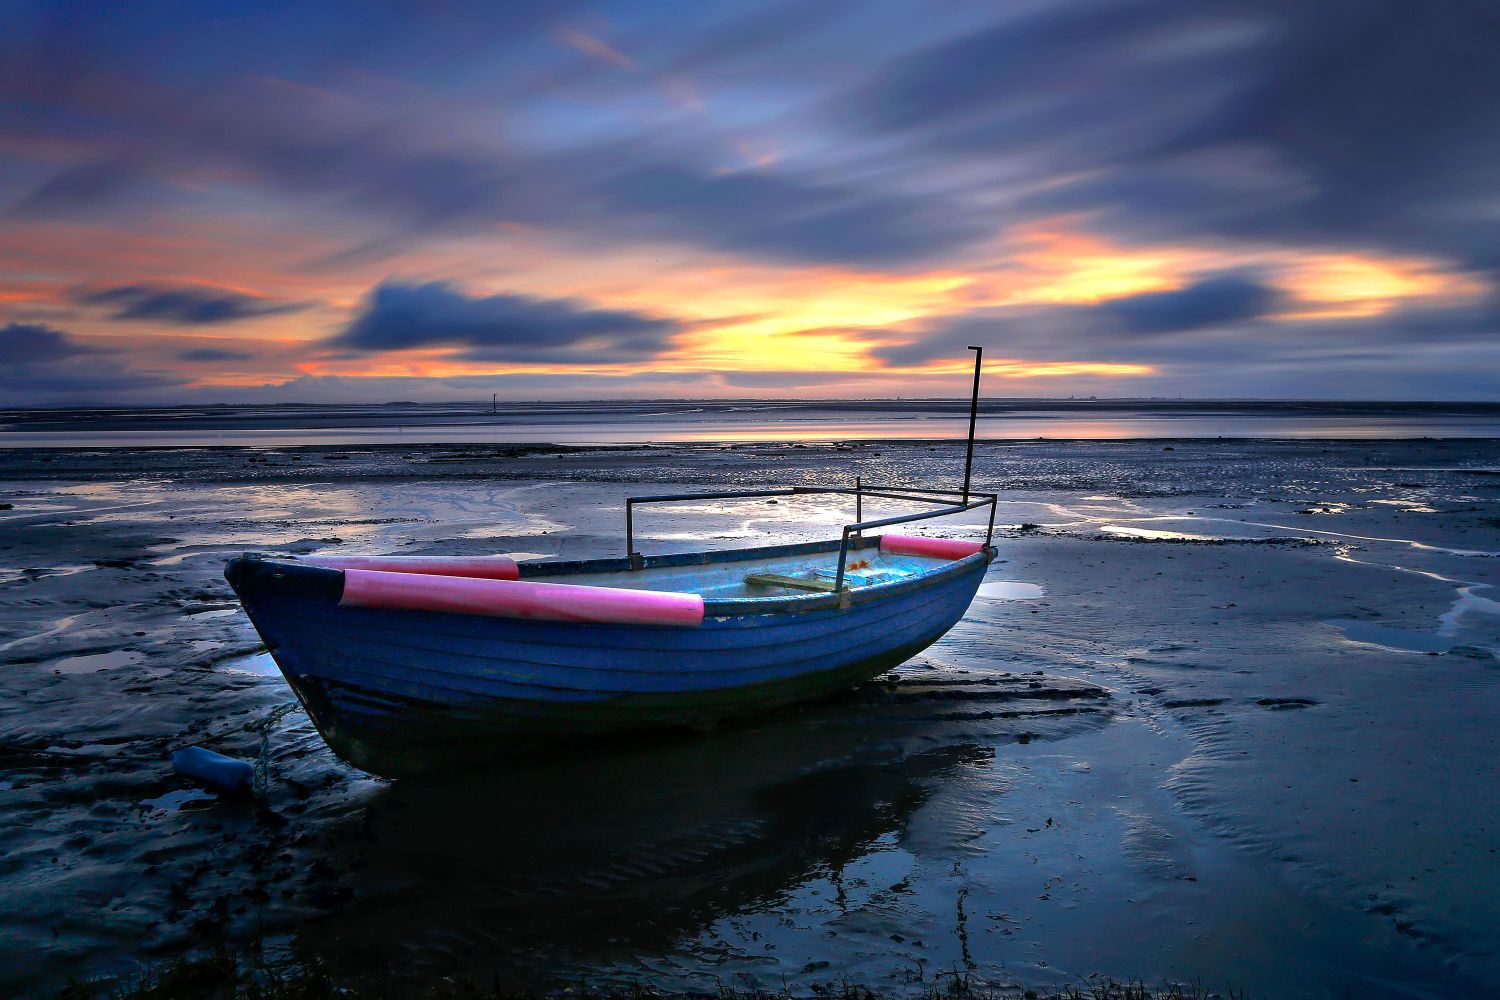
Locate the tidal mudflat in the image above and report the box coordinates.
[2,439,1498,998]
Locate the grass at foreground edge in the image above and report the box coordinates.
[58,949,1247,1000]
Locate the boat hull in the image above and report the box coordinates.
[226,545,989,777]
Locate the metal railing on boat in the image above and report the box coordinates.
[625,347,996,596]
[624,484,998,594]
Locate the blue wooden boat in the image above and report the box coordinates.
[225,484,998,777]
[226,349,1000,778]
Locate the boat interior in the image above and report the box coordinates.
[523,545,966,600]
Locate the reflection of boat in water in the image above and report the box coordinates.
[289,664,1112,988]
[224,351,1001,778]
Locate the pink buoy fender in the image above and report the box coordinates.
[302,555,520,580]
[879,534,985,561]
[339,569,704,627]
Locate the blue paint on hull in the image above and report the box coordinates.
[226,542,989,777]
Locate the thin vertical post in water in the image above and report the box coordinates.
[962,345,983,501]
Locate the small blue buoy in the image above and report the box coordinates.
[170,746,254,794]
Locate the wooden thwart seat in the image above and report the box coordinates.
[744,572,845,593]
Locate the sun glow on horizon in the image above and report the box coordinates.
[3,213,1490,398]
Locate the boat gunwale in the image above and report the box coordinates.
[231,534,992,622]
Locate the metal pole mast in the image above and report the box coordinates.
[962,346,982,501]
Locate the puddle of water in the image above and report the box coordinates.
[1101,525,1223,541]
[6,563,102,578]
[140,788,218,812]
[1328,621,1453,654]
[464,520,563,539]
[149,550,210,567]
[0,611,89,654]
[1367,466,1500,474]
[0,503,75,525]
[1371,499,1440,513]
[40,743,132,759]
[977,581,1045,600]
[1299,502,1354,514]
[186,608,240,620]
[642,531,755,542]
[220,651,281,677]
[55,483,137,497]
[54,650,145,674]
[1441,585,1500,636]
[506,552,553,562]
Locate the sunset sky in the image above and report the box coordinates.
[2,0,1497,405]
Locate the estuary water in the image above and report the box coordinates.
[2,399,1499,448]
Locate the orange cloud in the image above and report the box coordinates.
[1271,252,1487,319]
[991,223,1205,305]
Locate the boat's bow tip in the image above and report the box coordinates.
[223,555,346,605]
[223,554,249,582]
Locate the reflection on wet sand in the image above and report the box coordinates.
[294,667,1112,987]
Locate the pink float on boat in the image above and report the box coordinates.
[339,567,706,627]
[299,554,521,579]
[879,534,986,561]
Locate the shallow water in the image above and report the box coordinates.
[975,581,1044,600]
[2,438,1499,997]
[3,400,1500,448]
[51,649,145,675]
[219,651,280,676]
[1329,620,1459,654]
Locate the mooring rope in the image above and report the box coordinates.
[250,701,301,798]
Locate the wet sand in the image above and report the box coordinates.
[2,439,1499,998]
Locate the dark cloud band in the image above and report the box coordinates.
[326,281,679,365]
[77,285,304,326]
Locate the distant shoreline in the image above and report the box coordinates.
[4,439,1500,489]
[2,399,1499,448]
[4,397,1500,427]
